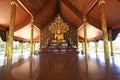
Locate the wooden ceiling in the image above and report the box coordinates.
[0,0,120,41]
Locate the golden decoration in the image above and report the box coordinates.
[11,1,18,6]
[98,0,105,5]
[49,14,69,42]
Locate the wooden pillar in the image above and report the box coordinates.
[83,16,87,56]
[109,29,114,56]
[99,0,109,58]
[87,42,89,53]
[33,42,36,54]
[95,40,98,53]
[7,0,17,60]
[40,30,41,49]
[30,16,34,57]
[20,41,23,55]
[81,41,85,55]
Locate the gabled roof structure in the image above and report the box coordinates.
[0,0,120,41]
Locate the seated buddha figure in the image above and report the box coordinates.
[54,29,64,42]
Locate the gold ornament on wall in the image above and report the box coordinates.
[49,14,69,42]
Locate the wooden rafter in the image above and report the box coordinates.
[35,0,58,29]
[60,0,83,20]
[0,25,8,31]
[84,0,98,15]
[61,0,101,30]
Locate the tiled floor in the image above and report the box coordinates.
[0,52,120,80]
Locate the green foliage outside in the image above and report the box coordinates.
[0,34,120,55]
[78,34,120,55]
[0,37,40,55]
[0,38,4,55]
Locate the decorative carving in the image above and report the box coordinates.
[11,0,18,6]
[49,14,69,43]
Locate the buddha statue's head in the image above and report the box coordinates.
[56,29,61,35]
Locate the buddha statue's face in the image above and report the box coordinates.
[56,29,61,34]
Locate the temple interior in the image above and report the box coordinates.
[0,0,120,80]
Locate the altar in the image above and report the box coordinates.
[50,40,68,48]
[40,39,78,54]
[40,47,78,54]
[40,14,78,54]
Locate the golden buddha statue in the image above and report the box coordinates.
[49,14,69,44]
[54,29,64,42]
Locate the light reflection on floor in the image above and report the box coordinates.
[0,51,120,80]
[36,54,83,80]
[78,51,120,80]
[0,51,30,67]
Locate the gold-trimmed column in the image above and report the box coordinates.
[20,41,23,55]
[40,30,41,49]
[109,29,114,56]
[30,16,34,57]
[99,0,109,58]
[95,40,98,54]
[33,42,36,54]
[83,16,87,56]
[81,40,85,55]
[7,0,17,60]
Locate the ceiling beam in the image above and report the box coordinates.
[0,25,8,31]
[61,0,101,30]
[60,14,78,28]
[112,24,120,30]
[85,0,102,30]
[84,0,98,15]
[35,0,58,29]
[60,0,83,20]
[35,13,58,30]
[18,0,33,16]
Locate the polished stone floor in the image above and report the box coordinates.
[0,52,120,80]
